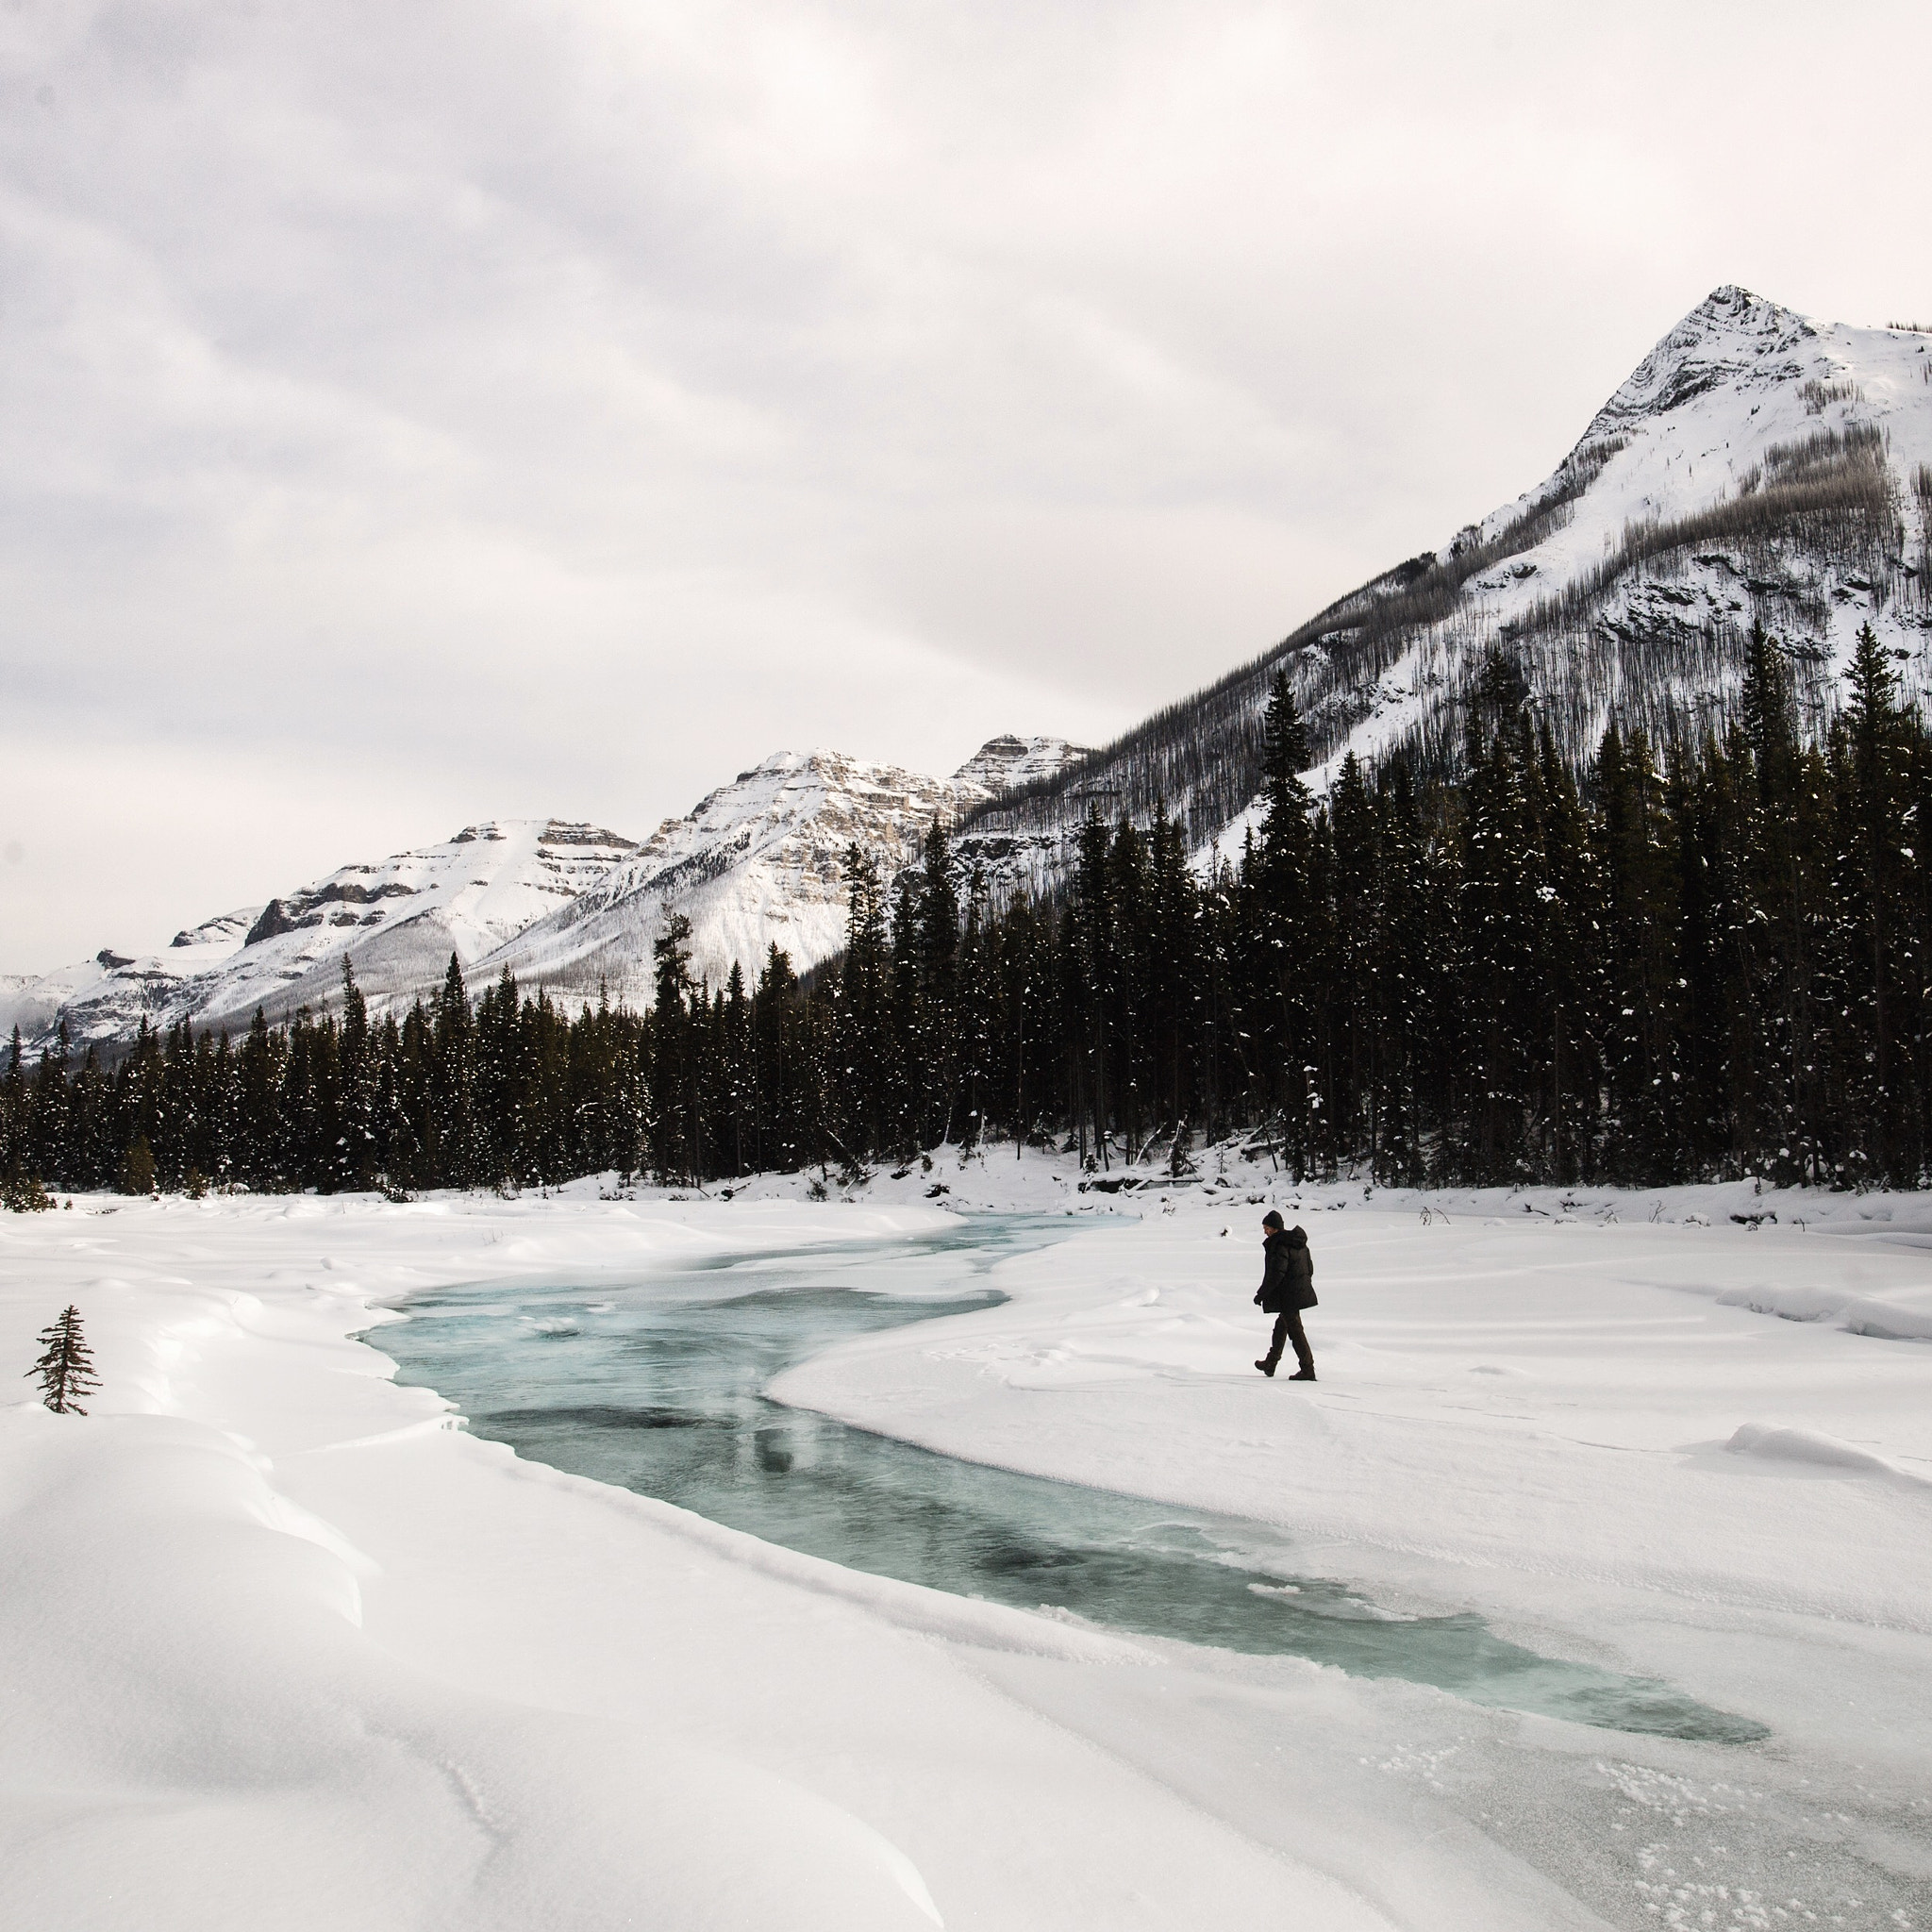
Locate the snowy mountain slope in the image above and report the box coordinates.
[483,737,1089,1008]
[958,286,1932,892]
[3,821,638,1057]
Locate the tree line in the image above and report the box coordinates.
[4,621,1928,1198]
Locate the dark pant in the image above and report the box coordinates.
[1264,1307,1313,1375]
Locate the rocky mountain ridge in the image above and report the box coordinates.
[1,819,641,1057]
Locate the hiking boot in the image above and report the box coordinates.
[1288,1368,1316,1381]
[1255,1359,1275,1377]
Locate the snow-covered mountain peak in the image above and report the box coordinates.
[952,735,1092,796]
[1585,285,1818,434]
[238,818,638,961]
[168,908,258,952]
[961,286,1932,893]
[622,751,963,870]
[5,737,1103,1049]
[490,754,971,1006]
[1464,287,1848,557]
[483,737,1092,1006]
[1457,286,1932,599]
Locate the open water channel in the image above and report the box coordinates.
[378,1213,1764,1744]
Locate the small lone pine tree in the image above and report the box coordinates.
[28,1305,98,1414]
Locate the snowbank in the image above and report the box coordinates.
[1723,1421,1926,1485]
[1715,1281,1932,1341]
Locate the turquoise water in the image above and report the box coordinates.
[378,1217,1767,1744]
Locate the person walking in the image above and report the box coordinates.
[1253,1210,1316,1380]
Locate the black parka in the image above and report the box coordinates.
[1257,1228,1317,1313]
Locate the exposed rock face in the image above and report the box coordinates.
[169,910,256,951]
[949,735,1091,797]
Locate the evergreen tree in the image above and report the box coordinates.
[955,866,996,1149]
[1594,722,1681,1180]
[1740,620,1798,808]
[1257,669,1312,881]
[1254,671,1316,1164]
[433,955,477,1186]
[913,815,961,1145]
[339,957,376,1189]
[835,846,891,1159]
[27,1305,98,1414]
[1532,724,1594,1181]
[1457,719,1541,1177]
[650,915,697,1180]
[1838,623,1916,1178]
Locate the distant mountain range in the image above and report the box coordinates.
[0,820,639,1057]
[1,739,1085,1056]
[10,286,1931,1056]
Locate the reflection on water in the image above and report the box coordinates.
[379,1219,1767,1744]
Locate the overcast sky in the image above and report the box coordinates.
[4,0,1929,970]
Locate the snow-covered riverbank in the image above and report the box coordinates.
[4,1172,1929,1929]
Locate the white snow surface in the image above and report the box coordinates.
[5,1160,1930,1929]
[772,1161,1932,1648]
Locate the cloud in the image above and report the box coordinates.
[2,0,1928,967]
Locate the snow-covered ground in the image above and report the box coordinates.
[4,1164,1929,1929]
[781,1163,1932,1744]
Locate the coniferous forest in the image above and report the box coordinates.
[5,623,1929,1200]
